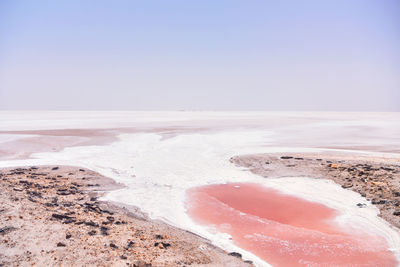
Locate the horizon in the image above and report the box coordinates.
[1,109,400,113]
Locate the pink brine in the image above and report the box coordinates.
[185,183,397,267]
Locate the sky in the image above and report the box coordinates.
[0,0,399,111]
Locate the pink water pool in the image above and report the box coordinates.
[186,183,397,266]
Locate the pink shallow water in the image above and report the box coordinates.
[186,183,398,267]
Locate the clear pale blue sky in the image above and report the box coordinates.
[0,0,399,111]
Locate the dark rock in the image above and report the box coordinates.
[63,219,76,224]
[62,202,73,207]
[120,255,127,260]
[27,191,42,198]
[356,203,366,208]
[84,221,99,227]
[51,213,73,221]
[31,172,47,176]
[100,226,109,236]
[79,169,85,172]
[110,242,118,248]
[52,167,59,170]
[155,234,163,239]
[294,157,304,160]
[106,216,115,222]
[394,211,400,216]
[57,242,66,247]
[133,260,152,267]
[280,156,293,159]
[0,226,17,236]
[126,241,135,248]
[228,252,242,258]
[27,197,36,202]
[66,234,72,239]
[87,184,100,187]
[161,242,171,248]
[154,242,171,249]
[83,202,101,213]
[371,199,386,205]
[341,184,353,189]
[56,189,73,196]
[88,230,97,236]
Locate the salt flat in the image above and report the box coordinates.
[1,111,399,266]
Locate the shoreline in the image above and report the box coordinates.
[231,152,400,230]
[0,165,252,267]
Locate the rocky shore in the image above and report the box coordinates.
[0,166,252,267]
[231,153,400,229]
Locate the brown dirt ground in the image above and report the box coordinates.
[0,166,252,267]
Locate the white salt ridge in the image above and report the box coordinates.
[1,129,400,266]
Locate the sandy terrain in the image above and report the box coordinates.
[0,166,252,267]
[231,152,400,229]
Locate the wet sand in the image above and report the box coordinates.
[0,166,252,267]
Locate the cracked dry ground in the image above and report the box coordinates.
[0,166,252,267]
